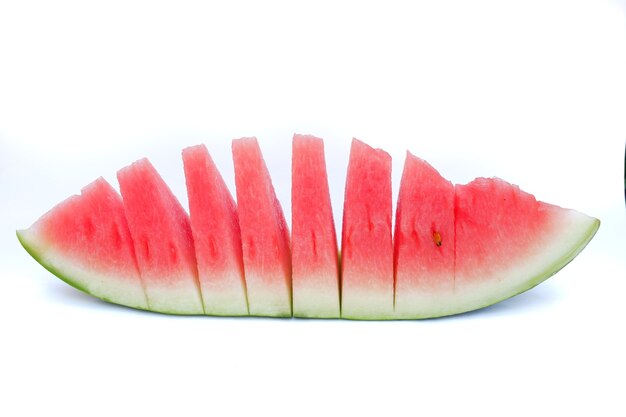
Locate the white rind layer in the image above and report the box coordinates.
[245,275,292,317]
[342,285,394,320]
[293,275,340,318]
[427,208,599,319]
[394,275,454,319]
[200,272,249,316]
[145,276,204,315]
[17,228,149,311]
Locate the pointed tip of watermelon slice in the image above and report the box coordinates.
[16,228,150,311]
[447,208,601,319]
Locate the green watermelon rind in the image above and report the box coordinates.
[452,216,601,318]
[16,229,152,312]
[409,215,601,320]
[17,229,88,296]
[18,214,599,319]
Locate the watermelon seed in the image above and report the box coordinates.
[432,231,442,247]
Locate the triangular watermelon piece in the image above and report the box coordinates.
[453,177,600,315]
[117,158,204,315]
[393,152,455,318]
[341,139,394,319]
[182,145,249,316]
[232,137,292,317]
[16,178,149,310]
[291,134,340,318]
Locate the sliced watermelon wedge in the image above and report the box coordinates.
[394,152,455,319]
[16,178,149,310]
[17,137,600,320]
[341,139,394,319]
[118,158,204,315]
[450,177,600,317]
[232,137,292,317]
[182,145,249,316]
[291,134,340,318]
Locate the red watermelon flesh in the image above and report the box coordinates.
[232,137,292,317]
[452,177,600,315]
[341,139,394,319]
[16,178,149,310]
[117,158,204,315]
[182,145,249,316]
[291,134,340,318]
[393,152,455,318]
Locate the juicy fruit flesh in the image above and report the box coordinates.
[341,139,394,319]
[18,137,600,319]
[291,134,340,318]
[118,158,204,315]
[393,152,455,319]
[183,145,249,316]
[232,137,292,317]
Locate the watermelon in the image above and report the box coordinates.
[17,136,600,320]
[394,152,455,319]
[16,177,149,310]
[291,134,340,318]
[451,177,600,316]
[117,158,204,315]
[341,139,394,319]
[232,137,292,317]
[182,145,249,316]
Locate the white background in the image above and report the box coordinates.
[1,1,625,416]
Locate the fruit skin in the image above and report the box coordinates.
[16,229,146,310]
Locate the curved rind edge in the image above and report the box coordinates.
[16,229,152,313]
[459,216,601,317]
[394,215,601,320]
[17,213,600,320]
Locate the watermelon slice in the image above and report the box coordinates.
[450,177,600,316]
[16,178,149,310]
[341,139,394,319]
[291,134,340,318]
[232,137,292,317]
[17,137,600,320]
[394,152,455,319]
[117,158,204,315]
[182,145,249,316]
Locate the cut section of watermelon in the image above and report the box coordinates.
[452,177,600,316]
[182,145,249,316]
[232,137,292,317]
[341,139,394,319]
[118,158,204,315]
[16,178,149,310]
[291,134,340,318]
[394,152,455,319]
